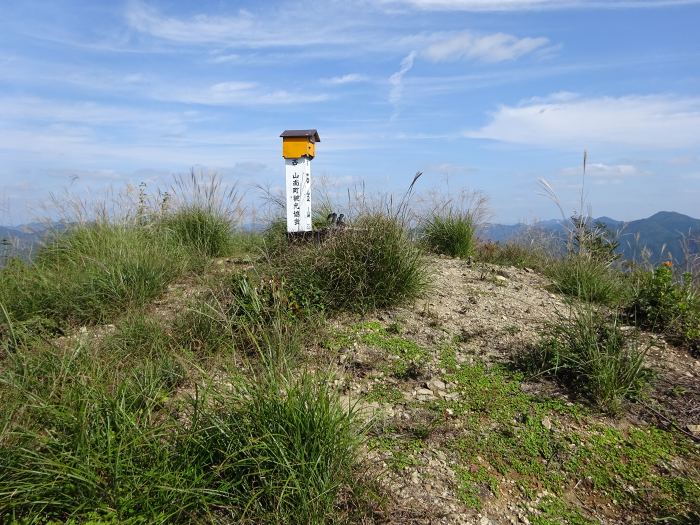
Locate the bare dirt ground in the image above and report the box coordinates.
[316,256,700,525]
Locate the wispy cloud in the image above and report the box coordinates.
[561,162,651,177]
[383,0,700,11]
[423,31,550,62]
[321,74,370,85]
[389,51,417,107]
[125,1,356,48]
[466,93,700,148]
[155,81,330,106]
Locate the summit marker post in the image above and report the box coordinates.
[280,129,320,234]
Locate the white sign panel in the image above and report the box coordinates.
[285,157,312,232]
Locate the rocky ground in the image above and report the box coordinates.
[312,256,700,524]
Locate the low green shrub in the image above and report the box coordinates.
[531,307,649,412]
[629,263,700,351]
[423,212,476,259]
[268,213,429,313]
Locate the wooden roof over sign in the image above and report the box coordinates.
[280,129,321,142]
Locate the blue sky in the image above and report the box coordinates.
[1,0,699,224]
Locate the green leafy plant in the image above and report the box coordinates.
[629,263,700,351]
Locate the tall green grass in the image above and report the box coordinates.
[0,174,247,335]
[475,240,549,270]
[423,212,476,259]
[0,332,360,523]
[267,213,429,313]
[546,256,629,306]
[0,223,191,327]
[530,307,649,412]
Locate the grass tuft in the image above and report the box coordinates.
[423,212,476,259]
[546,256,628,306]
[268,213,429,313]
[530,306,649,411]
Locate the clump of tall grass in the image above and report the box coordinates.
[423,212,476,258]
[0,339,360,523]
[546,255,629,306]
[529,306,649,412]
[475,240,549,270]
[267,213,429,313]
[188,373,361,523]
[0,173,247,333]
[158,171,244,258]
[0,223,191,327]
[172,272,303,363]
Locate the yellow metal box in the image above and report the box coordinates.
[280,129,320,159]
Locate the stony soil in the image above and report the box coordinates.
[314,256,700,525]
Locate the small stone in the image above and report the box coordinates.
[541,416,552,430]
[480,516,492,525]
[687,424,700,436]
[495,275,508,283]
[524,267,534,273]
[417,388,434,396]
[428,379,447,391]
[411,471,420,484]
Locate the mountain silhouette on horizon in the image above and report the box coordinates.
[481,211,700,266]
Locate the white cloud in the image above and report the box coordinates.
[423,31,550,62]
[384,0,700,11]
[126,2,256,44]
[158,81,329,106]
[125,1,355,48]
[322,74,370,85]
[466,94,700,149]
[561,162,650,177]
[389,51,417,106]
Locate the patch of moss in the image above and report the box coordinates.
[443,364,699,520]
[370,434,424,472]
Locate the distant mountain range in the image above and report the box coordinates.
[2,211,699,267]
[480,211,700,266]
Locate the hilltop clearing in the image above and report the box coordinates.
[1,195,698,524]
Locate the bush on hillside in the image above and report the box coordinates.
[268,214,429,313]
[628,263,700,352]
[423,212,476,259]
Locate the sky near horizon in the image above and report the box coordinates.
[1,0,699,225]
